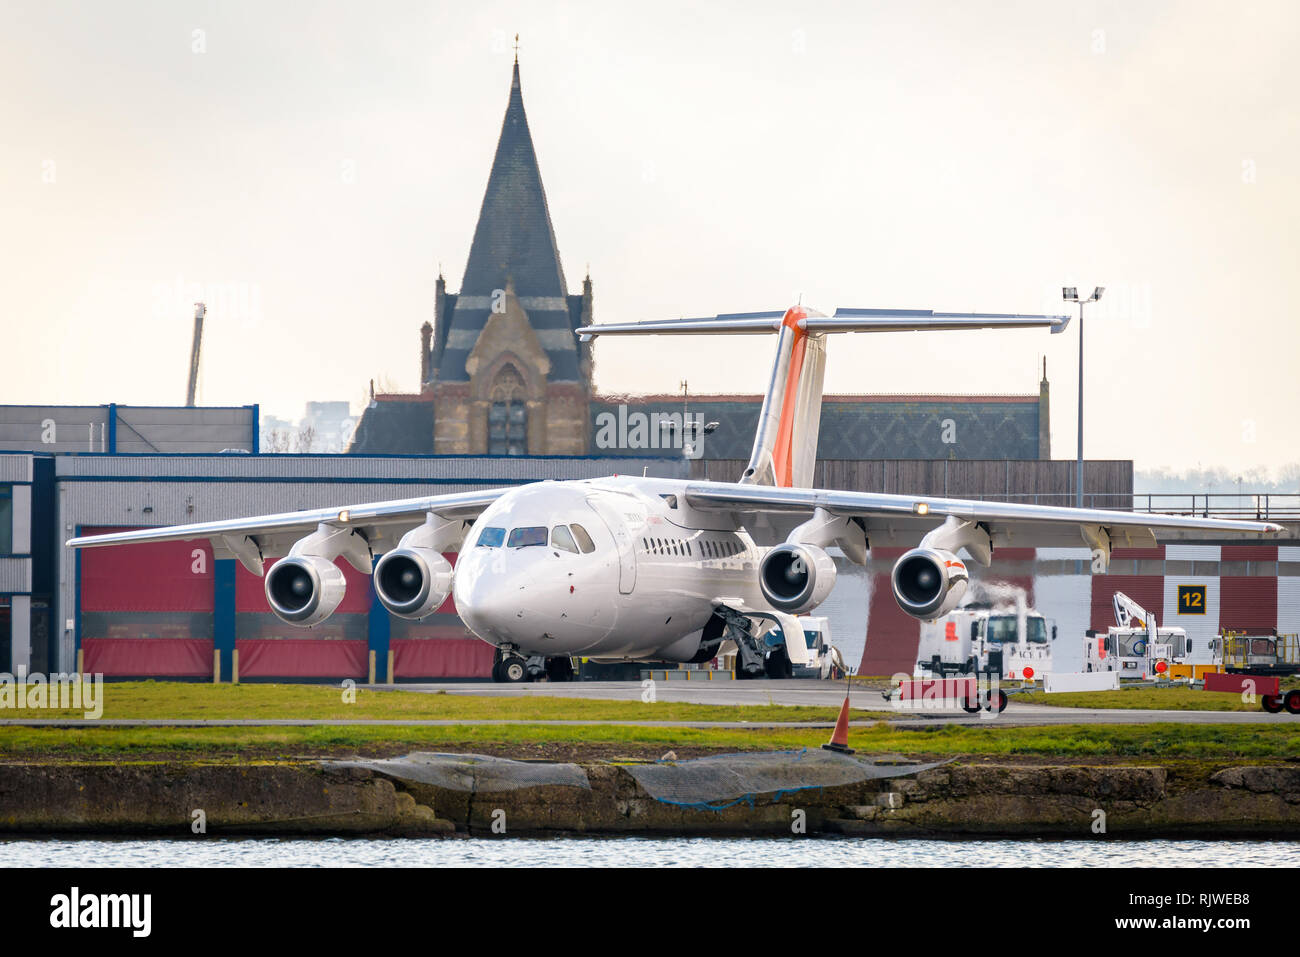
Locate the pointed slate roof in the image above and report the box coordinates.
[437,62,581,382]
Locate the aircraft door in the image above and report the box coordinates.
[585,494,639,595]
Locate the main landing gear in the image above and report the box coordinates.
[492,649,576,683]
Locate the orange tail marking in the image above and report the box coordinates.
[771,306,808,488]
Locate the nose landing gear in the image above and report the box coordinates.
[491,649,576,683]
[492,652,529,683]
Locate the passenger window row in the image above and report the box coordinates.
[638,535,743,559]
[642,536,692,557]
[703,538,742,559]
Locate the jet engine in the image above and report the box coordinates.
[374,546,454,620]
[263,523,372,627]
[265,555,347,626]
[759,543,836,614]
[891,547,969,620]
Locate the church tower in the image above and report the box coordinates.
[425,59,592,454]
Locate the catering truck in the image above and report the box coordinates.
[915,603,1054,680]
[1084,591,1202,679]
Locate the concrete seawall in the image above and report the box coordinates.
[0,755,1297,838]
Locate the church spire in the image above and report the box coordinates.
[437,59,579,383]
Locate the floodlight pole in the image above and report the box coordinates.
[1065,287,1103,508]
[1076,299,1084,508]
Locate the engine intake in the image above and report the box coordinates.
[374,546,454,620]
[891,547,969,620]
[265,555,346,626]
[759,543,836,614]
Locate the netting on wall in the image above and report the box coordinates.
[329,752,591,792]
[626,749,950,811]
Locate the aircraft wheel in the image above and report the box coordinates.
[1284,690,1300,715]
[1261,694,1284,714]
[961,699,981,714]
[993,690,1009,713]
[500,656,529,684]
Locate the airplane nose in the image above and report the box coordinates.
[454,552,538,642]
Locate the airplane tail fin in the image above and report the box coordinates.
[579,305,1070,489]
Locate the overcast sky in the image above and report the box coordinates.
[1,0,1296,473]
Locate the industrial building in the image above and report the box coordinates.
[0,398,1295,682]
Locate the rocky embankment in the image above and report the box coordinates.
[0,756,1296,838]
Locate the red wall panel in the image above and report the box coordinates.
[1090,575,1163,632]
[861,548,919,676]
[236,639,368,678]
[392,638,493,678]
[1221,545,1277,562]
[1219,576,1277,633]
[1111,547,1166,561]
[80,526,213,612]
[83,637,212,676]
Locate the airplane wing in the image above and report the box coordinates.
[64,487,509,573]
[682,481,1282,556]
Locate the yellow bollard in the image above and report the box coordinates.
[213,649,221,684]
[76,649,84,678]
[387,650,395,684]
[232,649,240,685]
[368,650,376,685]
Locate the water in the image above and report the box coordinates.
[2,837,1296,867]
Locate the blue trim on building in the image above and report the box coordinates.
[73,531,81,664]
[251,403,260,454]
[51,476,544,486]
[31,450,680,462]
[368,558,391,682]
[214,559,236,682]
[107,403,117,453]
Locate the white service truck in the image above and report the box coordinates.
[915,604,1055,680]
[1083,591,1204,679]
[751,616,840,679]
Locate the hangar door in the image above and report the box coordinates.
[78,526,214,676]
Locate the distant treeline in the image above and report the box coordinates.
[1136,464,1300,495]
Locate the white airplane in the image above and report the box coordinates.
[68,305,1282,683]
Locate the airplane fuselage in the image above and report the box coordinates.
[452,476,772,661]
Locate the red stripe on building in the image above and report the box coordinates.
[392,638,494,678]
[1091,575,1163,631]
[1221,545,1278,562]
[80,526,214,612]
[1219,576,1277,633]
[235,639,368,678]
[82,638,213,676]
[860,549,916,676]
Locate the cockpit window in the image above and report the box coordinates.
[507,526,548,548]
[570,523,596,553]
[551,525,578,553]
[477,527,506,548]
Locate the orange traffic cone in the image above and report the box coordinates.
[822,695,855,754]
